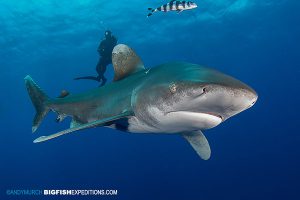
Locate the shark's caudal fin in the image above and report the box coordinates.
[24,75,50,133]
[182,131,211,160]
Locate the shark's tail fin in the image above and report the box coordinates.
[25,75,50,133]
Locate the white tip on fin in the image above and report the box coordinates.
[70,118,83,128]
[32,126,38,133]
[182,130,211,160]
[112,44,145,81]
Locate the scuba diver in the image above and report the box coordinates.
[74,30,118,86]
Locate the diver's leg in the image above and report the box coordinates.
[99,64,107,86]
[96,58,102,77]
[96,58,105,84]
[94,58,103,82]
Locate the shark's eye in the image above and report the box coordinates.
[203,87,207,93]
[169,83,177,94]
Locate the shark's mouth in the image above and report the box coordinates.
[202,112,223,121]
[165,111,223,130]
[167,111,223,121]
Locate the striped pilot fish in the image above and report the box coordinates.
[147,0,197,17]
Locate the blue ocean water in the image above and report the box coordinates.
[0,0,299,199]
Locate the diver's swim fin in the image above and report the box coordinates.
[33,110,133,143]
[74,76,100,82]
[182,130,211,160]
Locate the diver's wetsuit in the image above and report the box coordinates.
[74,31,117,86]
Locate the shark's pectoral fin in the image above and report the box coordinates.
[182,130,211,160]
[112,44,145,81]
[33,110,133,143]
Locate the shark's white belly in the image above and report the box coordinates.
[126,107,222,134]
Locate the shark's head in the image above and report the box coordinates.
[134,62,257,133]
[176,64,258,122]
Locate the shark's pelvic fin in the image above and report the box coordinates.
[70,118,84,128]
[112,44,145,81]
[24,75,50,133]
[182,131,211,160]
[33,110,133,143]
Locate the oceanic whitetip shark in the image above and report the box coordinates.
[25,44,257,160]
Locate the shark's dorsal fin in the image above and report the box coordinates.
[112,44,145,81]
[33,110,133,143]
[182,130,211,160]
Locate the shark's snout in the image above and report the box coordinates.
[201,83,258,121]
[247,89,258,108]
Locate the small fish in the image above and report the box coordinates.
[147,0,197,17]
